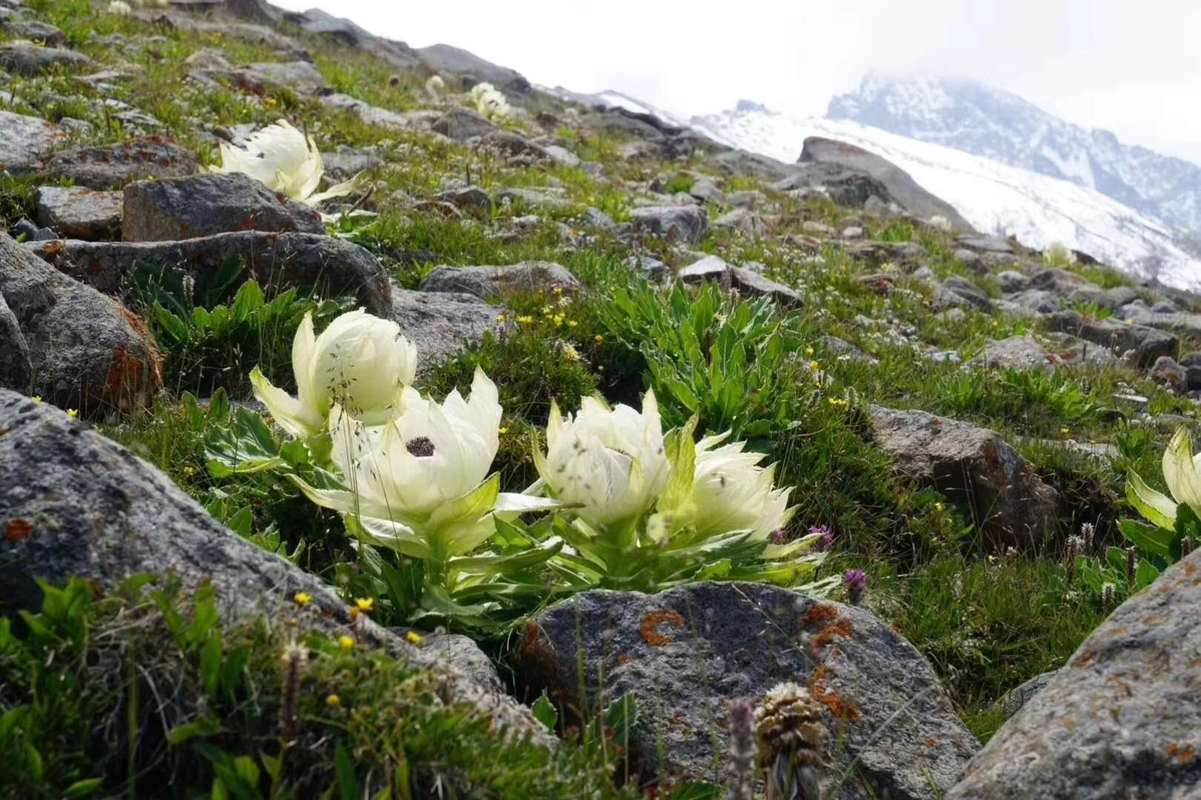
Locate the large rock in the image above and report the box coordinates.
[0,289,31,393]
[868,406,1060,548]
[228,60,327,95]
[431,108,498,141]
[420,261,580,300]
[948,550,1201,799]
[0,234,160,416]
[35,186,123,240]
[971,335,1056,372]
[320,93,420,129]
[677,254,803,308]
[0,42,95,75]
[1046,310,1177,368]
[629,204,708,244]
[389,283,504,373]
[416,43,531,93]
[122,173,324,241]
[0,111,66,174]
[24,232,390,316]
[799,138,975,231]
[0,391,548,743]
[43,136,199,189]
[516,583,978,798]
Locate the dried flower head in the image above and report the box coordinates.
[727,698,758,800]
[843,569,868,605]
[755,682,826,800]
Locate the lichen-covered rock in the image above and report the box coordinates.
[1047,310,1177,368]
[35,186,123,240]
[420,261,580,300]
[0,233,161,416]
[868,406,1060,548]
[0,391,549,744]
[629,204,708,244]
[24,232,390,316]
[0,110,66,174]
[431,108,497,141]
[516,582,978,798]
[948,550,1201,799]
[972,335,1056,371]
[122,173,324,241]
[43,135,199,189]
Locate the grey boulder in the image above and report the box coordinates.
[868,406,1060,549]
[948,550,1201,799]
[630,204,708,244]
[0,289,31,392]
[0,233,161,416]
[0,391,549,744]
[678,254,803,308]
[35,186,123,240]
[1046,310,1177,368]
[122,172,324,241]
[0,110,66,174]
[43,135,199,189]
[420,261,580,300]
[516,582,978,798]
[24,232,390,316]
[0,41,94,75]
[388,283,504,374]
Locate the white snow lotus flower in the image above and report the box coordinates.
[1127,427,1201,528]
[469,82,511,121]
[301,369,555,560]
[250,309,417,439]
[211,119,360,207]
[106,1,132,14]
[536,391,670,529]
[425,74,446,100]
[691,433,793,538]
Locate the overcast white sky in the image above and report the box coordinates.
[271,0,1201,164]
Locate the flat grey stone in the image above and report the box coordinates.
[43,135,199,189]
[0,110,66,174]
[35,186,122,240]
[389,283,503,374]
[0,41,94,75]
[629,204,708,244]
[420,261,580,300]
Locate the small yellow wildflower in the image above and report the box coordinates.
[294,591,313,607]
[350,597,374,619]
[496,313,507,323]
[562,343,581,361]
[935,502,945,512]
[31,395,42,404]
[553,286,563,295]
[568,319,578,328]
[66,408,78,418]
[406,631,424,646]
[499,426,509,435]
[516,315,534,325]
[338,635,355,651]
[326,694,342,708]
[808,361,821,371]
[1061,427,1071,435]
[805,346,815,356]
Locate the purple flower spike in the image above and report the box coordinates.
[809,524,835,550]
[843,569,868,605]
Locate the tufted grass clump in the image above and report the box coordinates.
[0,577,639,800]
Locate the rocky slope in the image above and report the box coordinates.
[1,1,1201,798]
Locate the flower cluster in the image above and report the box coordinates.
[469,82,511,121]
[249,309,826,602]
[210,120,361,208]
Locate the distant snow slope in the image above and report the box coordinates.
[828,73,1201,246]
[689,104,1201,289]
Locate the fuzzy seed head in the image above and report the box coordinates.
[754,682,826,769]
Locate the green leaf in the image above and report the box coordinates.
[531,692,559,732]
[335,744,358,800]
[200,634,223,697]
[604,694,638,748]
[167,716,222,745]
[1118,518,1175,560]
[63,778,104,798]
[663,782,720,800]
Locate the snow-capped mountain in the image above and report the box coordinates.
[690,104,1201,289]
[828,73,1201,247]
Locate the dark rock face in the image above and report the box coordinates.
[799,137,975,231]
[1046,310,1177,367]
[431,108,498,142]
[0,289,31,393]
[43,136,199,189]
[23,232,390,316]
[773,161,895,209]
[0,391,549,743]
[35,186,123,240]
[0,41,94,75]
[516,583,978,798]
[868,406,1060,548]
[629,204,708,244]
[0,234,161,417]
[0,110,66,174]
[389,283,504,374]
[420,261,580,300]
[121,173,324,241]
[948,550,1201,799]
[678,255,803,308]
[417,42,531,93]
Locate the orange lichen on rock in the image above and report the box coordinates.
[1165,743,1196,765]
[812,618,855,651]
[800,604,839,630]
[4,518,33,542]
[809,664,861,722]
[639,609,685,646]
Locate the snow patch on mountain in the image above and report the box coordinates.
[690,105,1201,290]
